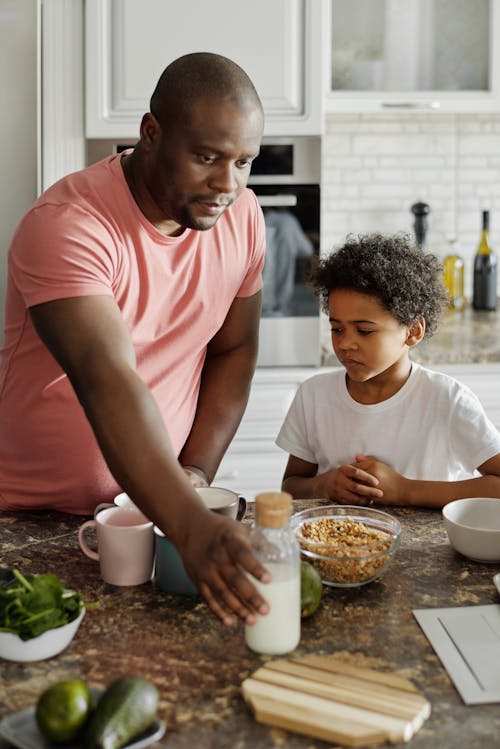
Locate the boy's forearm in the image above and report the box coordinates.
[404,475,500,509]
[282,473,328,499]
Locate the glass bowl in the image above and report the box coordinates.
[291,505,401,588]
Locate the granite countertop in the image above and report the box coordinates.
[322,303,500,367]
[1,502,500,748]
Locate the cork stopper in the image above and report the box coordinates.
[254,492,292,528]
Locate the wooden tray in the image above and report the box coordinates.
[242,654,431,747]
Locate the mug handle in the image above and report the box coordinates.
[237,496,247,521]
[78,520,100,561]
[94,502,114,517]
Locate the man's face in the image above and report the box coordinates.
[144,96,263,234]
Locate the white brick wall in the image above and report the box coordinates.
[321,112,500,300]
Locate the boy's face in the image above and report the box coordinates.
[328,289,413,383]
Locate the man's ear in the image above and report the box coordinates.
[406,316,425,347]
[140,112,161,148]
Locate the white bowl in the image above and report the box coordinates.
[0,608,85,662]
[442,498,500,563]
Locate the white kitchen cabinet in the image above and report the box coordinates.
[85,0,325,138]
[438,363,500,430]
[326,0,500,113]
[213,367,322,500]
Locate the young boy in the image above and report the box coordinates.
[276,233,500,509]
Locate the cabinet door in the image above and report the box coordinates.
[438,364,500,430]
[85,0,324,138]
[326,0,500,113]
[213,368,316,499]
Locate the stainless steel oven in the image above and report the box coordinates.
[249,136,321,366]
[86,136,322,366]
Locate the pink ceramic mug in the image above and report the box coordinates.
[78,506,154,586]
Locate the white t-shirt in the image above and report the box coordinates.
[276,363,500,481]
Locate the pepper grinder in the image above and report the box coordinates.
[411,202,431,250]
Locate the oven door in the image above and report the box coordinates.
[253,185,321,367]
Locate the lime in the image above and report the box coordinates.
[301,560,323,618]
[35,678,91,743]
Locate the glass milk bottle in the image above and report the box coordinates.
[245,491,300,655]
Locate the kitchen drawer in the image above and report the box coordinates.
[213,367,319,499]
[214,449,289,500]
[227,369,318,442]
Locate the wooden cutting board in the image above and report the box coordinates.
[241,654,431,747]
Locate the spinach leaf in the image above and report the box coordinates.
[0,568,85,641]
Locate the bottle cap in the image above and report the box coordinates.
[254,492,292,528]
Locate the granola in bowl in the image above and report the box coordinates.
[291,505,401,587]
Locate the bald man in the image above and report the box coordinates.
[0,53,271,626]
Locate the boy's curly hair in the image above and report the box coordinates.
[311,233,448,338]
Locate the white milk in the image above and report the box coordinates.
[245,563,301,655]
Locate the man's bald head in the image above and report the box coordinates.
[149,52,263,130]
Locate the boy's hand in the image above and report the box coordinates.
[320,463,384,504]
[354,455,408,504]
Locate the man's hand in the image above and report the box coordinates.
[354,455,408,505]
[178,510,271,627]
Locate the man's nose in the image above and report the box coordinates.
[208,163,239,194]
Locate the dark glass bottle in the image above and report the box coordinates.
[472,210,497,311]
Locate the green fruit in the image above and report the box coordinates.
[35,678,91,744]
[301,560,323,618]
[84,676,158,749]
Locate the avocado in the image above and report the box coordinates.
[85,677,159,749]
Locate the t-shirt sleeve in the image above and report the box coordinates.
[9,203,117,308]
[275,384,319,465]
[448,382,500,471]
[236,189,265,298]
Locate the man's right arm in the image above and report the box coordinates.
[29,295,270,625]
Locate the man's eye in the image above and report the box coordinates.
[237,159,252,168]
[358,329,374,336]
[199,155,215,165]
[330,327,343,334]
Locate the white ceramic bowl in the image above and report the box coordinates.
[0,608,85,662]
[442,498,500,563]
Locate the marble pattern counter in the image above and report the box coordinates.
[1,502,500,748]
[322,304,500,367]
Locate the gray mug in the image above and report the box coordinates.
[155,487,247,595]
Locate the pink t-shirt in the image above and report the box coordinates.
[0,154,265,514]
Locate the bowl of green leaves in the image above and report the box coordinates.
[0,569,86,662]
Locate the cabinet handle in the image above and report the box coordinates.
[381,101,441,109]
[256,195,298,208]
